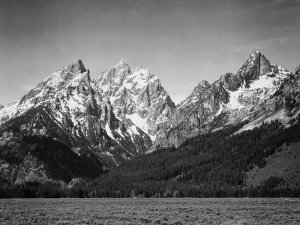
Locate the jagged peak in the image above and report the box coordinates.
[250,50,262,57]
[236,50,272,82]
[109,59,130,73]
[248,51,268,64]
[115,58,129,68]
[197,80,210,88]
[132,66,151,76]
[248,51,270,65]
[66,59,86,74]
[220,72,235,80]
[98,59,131,81]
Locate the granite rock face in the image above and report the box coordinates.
[97,59,176,139]
[155,51,300,148]
[0,59,154,180]
[1,52,299,184]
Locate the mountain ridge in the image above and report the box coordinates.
[0,51,299,190]
[0,60,159,176]
[0,57,177,184]
[155,51,299,148]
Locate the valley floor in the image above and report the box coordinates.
[0,198,299,224]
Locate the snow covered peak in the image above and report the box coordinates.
[115,58,129,68]
[98,60,131,88]
[247,50,265,62]
[66,59,86,74]
[98,60,158,94]
[39,63,90,92]
[197,80,210,88]
[235,50,272,88]
[177,80,213,108]
[112,59,131,74]
[250,50,261,57]
[178,51,290,113]
[130,67,156,83]
[0,58,94,126]
[248,50,263,63]
[155,51,299,149]
[97,60,175,138]
[131,65,155,79]
[0,58,156,166]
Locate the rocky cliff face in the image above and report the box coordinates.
[155,51,300,148]
[0,60,159,184]
[97,59,176,139]
[0,52,299,184]
[0,58,177,183]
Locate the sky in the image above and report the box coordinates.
[0,0,299,105]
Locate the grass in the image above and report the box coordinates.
[0,198,299,224]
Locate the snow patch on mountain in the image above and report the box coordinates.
[126,114,149,134]
[0,59,156,167]
[226,89,245,110]
[98,60,176,138]
[155,51,299,149]
[250,75,275,89]
[215,104,224,116]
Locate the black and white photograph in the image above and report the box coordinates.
[0,0,299,224]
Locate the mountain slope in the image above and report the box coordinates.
[98,60,176,140]
[0,105,109,184]
[88,115,300,197]
[0,60,154,176]
[0,52,299,191]
[246,142,300,189]
[155,51,300,148]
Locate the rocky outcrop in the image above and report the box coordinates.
[155,78,229,148]
[98,60,176,138]
[66,59,86,74]
[236,51,272,87]
[219,73,241,91]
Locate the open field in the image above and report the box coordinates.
[0,198,299,224]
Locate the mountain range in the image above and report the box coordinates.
[155,51,300,148]
[0,51,299,197]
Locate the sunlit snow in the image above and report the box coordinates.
[126,114,149,135]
